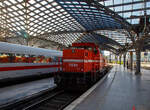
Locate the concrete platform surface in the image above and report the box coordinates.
[0,78,55,106]
[70,65,150,110]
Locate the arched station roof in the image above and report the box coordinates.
[0,0,149,53]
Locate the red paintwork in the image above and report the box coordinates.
[72,42,97,47]
[62,43,106,73]
[0,64,60,72]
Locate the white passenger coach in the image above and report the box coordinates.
[0,42,62,81]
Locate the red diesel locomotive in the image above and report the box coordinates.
[54,42,108,90]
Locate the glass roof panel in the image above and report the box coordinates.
[100,0,149,24]
[56,0,124,31]
[0,0,85,40]
[95,29,132,46]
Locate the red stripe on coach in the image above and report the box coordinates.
[0,65,61,71]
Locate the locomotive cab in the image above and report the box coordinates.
[63,43,100,73]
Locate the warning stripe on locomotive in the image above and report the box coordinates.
[63,59,103,63]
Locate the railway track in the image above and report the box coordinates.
[1,89,80,110]
[22,90,80,110]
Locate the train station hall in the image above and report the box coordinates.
[0,0,150,110]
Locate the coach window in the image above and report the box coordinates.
[28,55,35,63]
[52,57,60,62]
[0,53,2,63]
[45,57,51,63]
[15,54,22,63]
[22,54,27,63]
[33,56,38,63]
[0,53,9,63]
[8,53,16,63]
[0,53,6,63]
[52,57,57,62]
[36,56,44,63]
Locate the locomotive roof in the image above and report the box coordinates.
[0,42,62,57]
[72,43,98,47]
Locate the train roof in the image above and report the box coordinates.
[72,43,98,47]
[0,42,62,57]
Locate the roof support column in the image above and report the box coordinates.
[135,48,141,74]
[134,38,144,74]
[109,52,112,63]
[130,51,133,70]
[123,53,126,67]
[115,55,118,64]
[119,54,122,65]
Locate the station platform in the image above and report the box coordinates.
[0,78,55,106]
[66,65,150,110]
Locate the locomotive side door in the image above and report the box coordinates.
[91,47,100,82]
[92,47,100,72]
